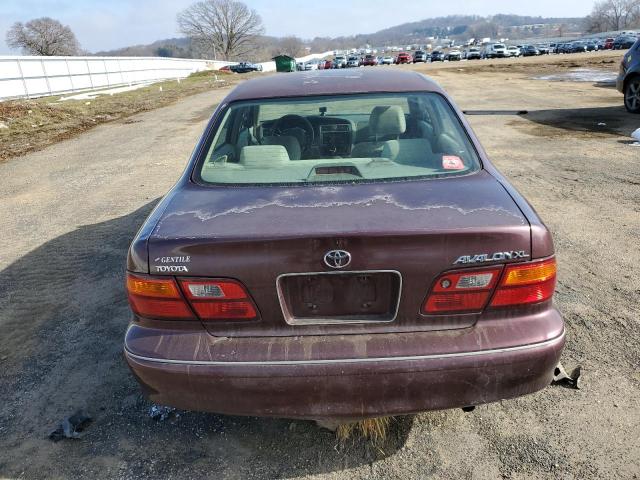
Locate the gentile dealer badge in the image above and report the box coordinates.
[153,256,191,272]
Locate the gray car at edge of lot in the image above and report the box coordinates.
[617,38,640,113]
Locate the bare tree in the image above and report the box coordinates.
[6,17,81,56]
[177,0,264,60]
[275,36,306,58]
[557,24,566,37]
[586,0,640,32]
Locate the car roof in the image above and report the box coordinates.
[223,69,445,102]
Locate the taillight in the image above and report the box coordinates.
[126,274,195,320]
[126,274,257,321]
[489,258,556,307]
[422,257,557,315]
[178,279,257,321]
[422,267,502,314]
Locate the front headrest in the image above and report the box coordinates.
[369,106,406,137]
[239,145,290,167]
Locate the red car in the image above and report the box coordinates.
[125,69,564,422]
[604,38,615,50]
[395,52,413,64]
[362,54,378,66]
[318,60,333,70]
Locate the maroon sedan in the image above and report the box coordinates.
[125,69,564,421]
[362,54,379,66]
[395,52,413,64]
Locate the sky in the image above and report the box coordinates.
[0,0,596,55]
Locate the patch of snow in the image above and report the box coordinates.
[58,82,159,101]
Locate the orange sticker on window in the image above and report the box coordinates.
[442,155,465,170]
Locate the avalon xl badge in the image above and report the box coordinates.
[454,250,529,265]
[324,250,351,269]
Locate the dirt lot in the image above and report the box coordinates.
[1,51,639,479]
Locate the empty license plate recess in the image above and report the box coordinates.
[277,271,402,325]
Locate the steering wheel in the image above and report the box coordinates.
[272,114,315,151]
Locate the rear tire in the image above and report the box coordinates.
[625,76,640,114]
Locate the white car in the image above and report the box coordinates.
[446,49,462,61]
[483,43,507,59]
[333,56,347,69]
[507,46,521,57]
[464,48,482,60]
[380,56,394,65]
[346,56,361,68]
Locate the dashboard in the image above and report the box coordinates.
[318,123,352,156]
[262,115,356,158]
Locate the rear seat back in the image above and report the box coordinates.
[381,139,438,167]
[351,105,406,158]
[239,145,290,168]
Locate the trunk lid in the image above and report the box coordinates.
[149,171,531,337]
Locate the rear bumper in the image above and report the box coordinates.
[125,309,565,420]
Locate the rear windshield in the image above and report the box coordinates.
[197,93,480,185]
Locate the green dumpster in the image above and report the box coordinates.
[273,55,296,73]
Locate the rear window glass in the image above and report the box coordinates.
[197,93,480,185]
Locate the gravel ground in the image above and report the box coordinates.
[0,52,638,479]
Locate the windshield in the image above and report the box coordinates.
[197,93,480,185]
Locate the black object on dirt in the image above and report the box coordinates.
[149,404,177,421]
[49,411,93,442]
[552,363,582,390]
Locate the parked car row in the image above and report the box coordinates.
[307,34,640,72]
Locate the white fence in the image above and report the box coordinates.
[0,51,334,101]
[0,56,224,100]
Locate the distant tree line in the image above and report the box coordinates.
[585,0,640,32]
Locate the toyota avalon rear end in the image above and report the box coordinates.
[124,70,564,421]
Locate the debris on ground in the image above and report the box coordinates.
[552,363,582,389]
[48,411,93,442]
[149,405,177,421]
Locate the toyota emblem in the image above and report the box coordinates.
[324,250,351,269]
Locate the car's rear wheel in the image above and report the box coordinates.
[625,76,640,114]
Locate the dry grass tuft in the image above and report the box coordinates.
[0,69,249,162]
[336,417,392,444]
